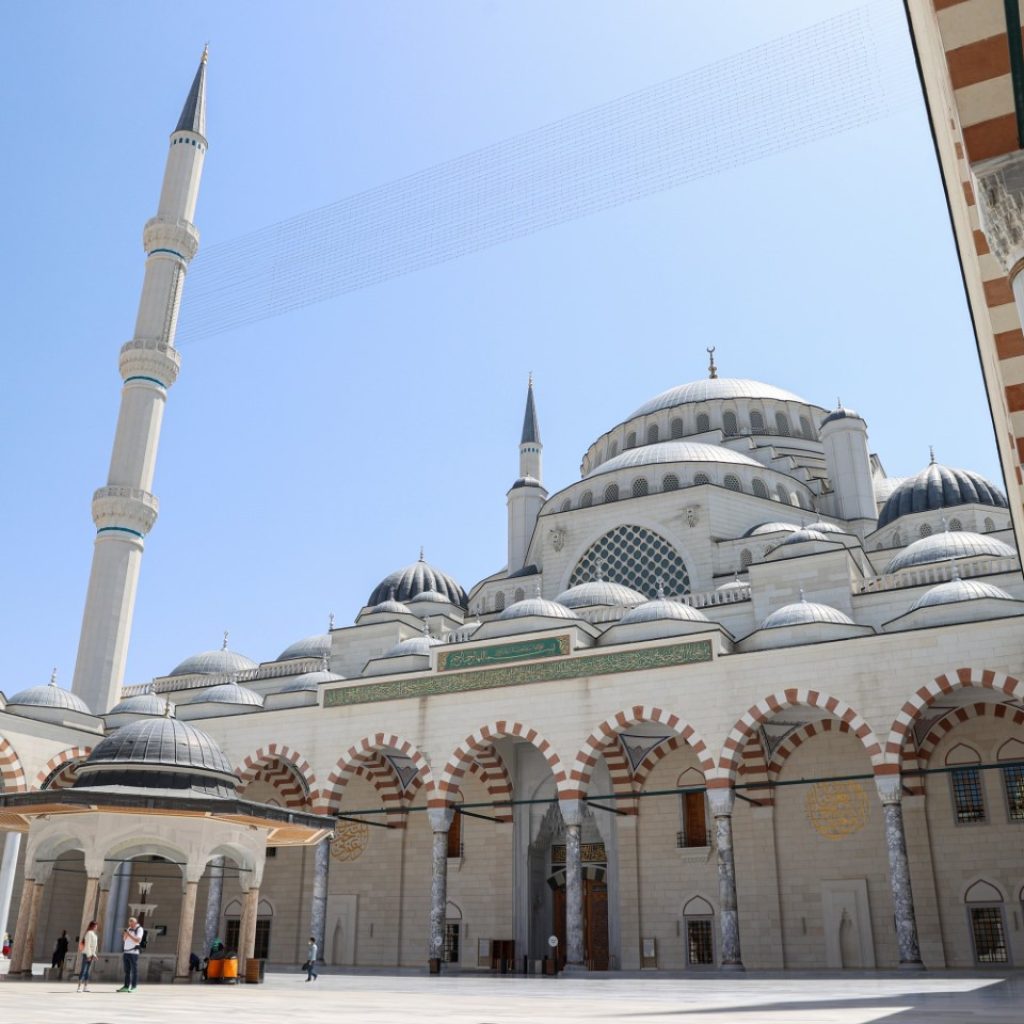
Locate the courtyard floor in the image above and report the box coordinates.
[1,969,1022,1024]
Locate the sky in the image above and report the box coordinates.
[1,1,1004,689]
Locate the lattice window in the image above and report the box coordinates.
[693,472,710,486]
[443,921,461,963]
[662,474,679,492]
[686,919,714,966]
[569,524,690,597]
[724,475,741,492]
[670,418,684,439]
[970,907,1008,964]
[949,518,963,532]
[799,416,813,439]
[514,588,525,603]
[919,524,932,538]
[609,440,619,457]
[494,592,505,611]
[740,549,753,568]
[580,491,593,508]
[626,431,637,449]
[722,411,738,436]
[560,499,572,513]
[696,413,710,432]
[752,479,769,499]
[647,424,659,444]
[775,484,788,503]
[604,484,619,503]
[1002,766,1024,821]
[985,517,995,532]
[774,412,791,436]
[750,411,765,432]
[951,767,985,824]
[632,478,648,498]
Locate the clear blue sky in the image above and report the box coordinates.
[1,1,1000,687]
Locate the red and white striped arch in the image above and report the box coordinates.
[766,719,853,781]
[466,745,514,823]
[916,700,1024,766]
[0,737,26,793]
[35,746,92,790]
[324,733,434,817]
[235,744,316,810]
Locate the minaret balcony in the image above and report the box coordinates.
[119,339,182,388]
[91,486,160,535]
[143,216,200,262]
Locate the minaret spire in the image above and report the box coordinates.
[507,376,547,573]
[71,53,210,714]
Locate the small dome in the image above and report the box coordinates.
[585,441,761,479]
[8,681,91,714]
[277,633,330,662]
[619,599,709,625]
[820,405,863,428]
[498,597,577,621]
[886,531,1016,573]
[555,581,646,608]
[280,668,344,692]
[716,578,748,592]
[629,378,808,419]
[762,600,854,629]
[192,682,264,707]
[107,693,171,717]
[779,528,831,546]
[168,647,258,678]
[803,521,847,534]
[743,521,802,537]
[368,556,468,609]
[383,635,443,658]
[877,463,1008,529]
[370,598,413,615]
[910,578,1014,611]
[409,590,451,605]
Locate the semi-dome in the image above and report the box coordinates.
[762,600,854,629]
[192,682,264,707]
[910,577,1014,611]
[886,531,1016,573]
[277,633,331,662]
[586,441,761,479]
[280,668,344,692]
[107,693,171,717]
[73,716,238,796]
[743,521,802,538]
[368,555,468,609]
[8,679,91,715]
[555,581,646,609]
[168,646,258,678]
[498,597,577,621]
[877,463,1008,529]
[619,599,709,625]
[383,635,443,658]
[629,378,808,419]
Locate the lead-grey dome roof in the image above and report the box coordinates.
[629,378,808,418]
[743,521,802,538]
[168,647,258,678]
[779,528,831,546]
[192,682,264,707]
[762,600,854,629]
[498,597,577,621]
[619,599,710,625]
[368,557,468,609]
[886,531,1016,573]
[910,578,1014,611]
[280,668,344,692]
[383,635,443,658]
[586,441,761,479]
[877,463,1008,529]
[409,590,452,605]
[107,693,171,717]
[277,633,330,662]
[555,581,646,608]
[8,681,91,714]
[820,405,863,428]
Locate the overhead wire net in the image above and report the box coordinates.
[177,2,917,344]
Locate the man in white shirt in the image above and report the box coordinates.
[117,916,144,992]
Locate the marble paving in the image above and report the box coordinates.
[1,969,1021,1024]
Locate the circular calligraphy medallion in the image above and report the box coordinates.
[804,781,868,840]
[330,821,370,861]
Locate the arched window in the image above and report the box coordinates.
[947,745,985,824]
[740,548,753,568]
[625,431,637,449]
[646,424,659,444]
[514,587,525,603]
[752,478,769,499]
[696,413,710,433]
[494,592,505,611]
[776,484,788,503]
[891,529,902,546]
[682,896,715,966]
[595,448,605,466]
[670,417,684,439]
[984,516,995,532]
[608,440,619,458]
[722,411,738,436]
[631,478,648,498]
[919,523,932,538]
[580,490,593,508]
[965,881,1008,964]
[949,518,963,532]
[569,523,690,596]
[447,803,463,859]
[750,410,765,432]
[662,474,679,492]
[604,483,619,503]
[774,412,791,436]
[677,768,708,849]
[723,475,741,492]
[799,415,814,439]
[998,739,1024,820]
[693,472,710,486]
[560,499,572,513]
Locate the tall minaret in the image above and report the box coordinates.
[506,376,547,573]
[71,51,209,714]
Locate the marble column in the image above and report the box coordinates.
[203,856,225,953]
[875,774,924,969]
[708,787,744,970]
[104,861,132,952]
[310,839,329,963]
[560,799,585,971]
[238,886,259,974]
[15,880,44,975]
[78,877,100,954]
[175,881,199,979]
[0,832,22,944]
[427,806,454,969]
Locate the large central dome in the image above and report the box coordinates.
[629,378,809,419]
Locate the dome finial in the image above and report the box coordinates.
[656,577,665,600]
[535,580,542,598]
[321,650,330,672]
[202,42,209,64]
[222,630,229,651]
[799,588,806,603]
[707,346,717,380]
[422,618,431,639]
[949,555,961,581]
[419,545,425,562]
[929,445,936,465]
[328,611,335,631]
[164,699,174,718]
[50,667,57,687]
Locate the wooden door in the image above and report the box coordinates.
[585,881,609,970]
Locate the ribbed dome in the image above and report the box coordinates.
[779,528,831,546]
[743,521,802,538]
[619,599,709,625]
[370,598,413,615]
[193,682,264,707]
[498,597,577,621]
[368,557,468,609]
[910,578,1014,611]
[555,581,646,608]
[383,635,443,658]
[168,647,258,678]
[73,717,237,796]
[877,463,1008,529]
[886,531,1016,573]
[107,693,171,717]
[586,441,761,479]
[280,669,344,692]
[277,633,330,662]
[8,682,91,714]
[762,600,854,629]
[629,378,808,418]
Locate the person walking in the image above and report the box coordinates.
[304,936,318,981]
[76,921,98,992]
[117,916,144,992]
[51,929,69,973]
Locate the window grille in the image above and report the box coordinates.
[919,524,932,538]
[970,907,1008,963]
[604,484,619,503]
[580,491,593,508]
[670,418,684,439]
[774,412,791,436]
[724,475,741,492]
[608,440,619,457]
[686,920,714,966]
[949,518,963,532]
[1002,765,1024,821]
[952,767,986,824]
[560,499,572,513]
[750,411,765,432]
[626,432,637,449]
[494,592,505,611]
[752,479,769,499]
[722,411,738,436]
[696,413,710,433]
[662,474,679,492]
[984,517,995,532]
[632,478,648,498]
[740,549,753,568]
[776,484,788,503]
[569,524,690,597]
[647,424,659,444]
[799,416,813,439]
[514,588,525,603]
[693,473,710,486]
[443,921,461,963]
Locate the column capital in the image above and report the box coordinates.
[874,773,903,806]
[975,152,1024,278]
[558,798,585,828]
[427,806,454,832]
[707,787,735,817]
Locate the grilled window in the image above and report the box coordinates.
[1002,765,1024,821]
[647,424,659,444]
[670,418,684,439]
[662,474,679,492]
[570,524,690,597]
[686,919,714,966]
[951,767,986,824]
[969,907,1008,964]
[632,478,648,498]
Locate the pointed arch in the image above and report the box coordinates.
[324,733,435,818]
[917,702,1024,765]
[35,746,92,790]
[0,736,26,793]
[766,719,854,782]
[465,745,514,823]
[235,744,317,810]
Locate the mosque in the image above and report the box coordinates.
[2,50,1024,981]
